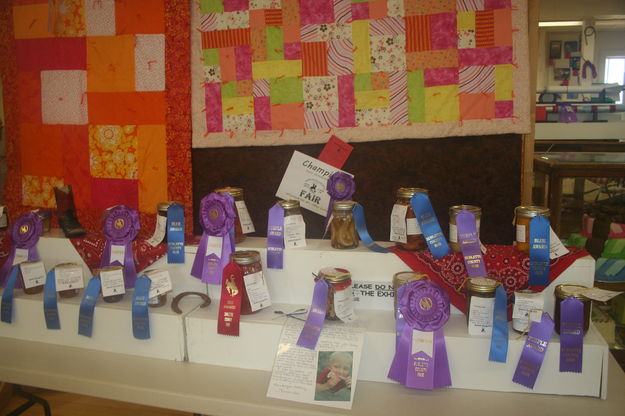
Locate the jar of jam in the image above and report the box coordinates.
[0,205,8,231]
[514,206,550,254]
[391,187,428,251]
[318,267,353,321]
[232,250,266,315]
[465,277,500,335]
[99,265,125,303]
[330,201,359,249]
[56,263,83,298]
[392,271,428,312]
[512,289,543,333]
[215,187,254,244]
[20,260,46,295]
[448,205,482,253]
[554,284,591,336]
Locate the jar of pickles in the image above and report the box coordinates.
[232,250,267,315]
[330,201,359,249]
[391,187,428,251]
[554,284,591,336]
[215,187,254,244]
[318,267,353,321]
[465,277,500,335]
[514,206,550,254]
[448,205,482,253]
[392,271,428,312]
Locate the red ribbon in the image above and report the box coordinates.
[217,261,243,336]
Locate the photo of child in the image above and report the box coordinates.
[314,351,353,402]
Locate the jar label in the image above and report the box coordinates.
[549,227,569,259]
[334,287,357,323]
[20,261,46,289]
[468,296,495,336]
[55,266,84,292]
[243,271,272,312]
[146,214,167,247]
[145,270,173,299]
[235,200,255,234]
[284,214,307,248]
[406,218,422,235]
[516,224,526,243]
[512,293,544,332]
[449,223,458,242]
[12,248,29,266]
[390,204,408,243]
[100,268,126,297]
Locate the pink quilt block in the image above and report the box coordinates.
[430,12,457,50]
[495,100,513,118]
[424,67,459,87]
[41,70,88,125]
[91,177,139,210]
[300,0,334,24]
[16,38,87,71]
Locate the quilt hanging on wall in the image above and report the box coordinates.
[191,0,531,148]
[1,0,192,230]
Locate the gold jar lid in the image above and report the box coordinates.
[333,200,356,211]
[157,201,183,212]
[319,267,351,282]
[215,187,243,197]
[232,250,261,265]
[515,206,550,218]
[449,205,482,216]
[396,187,428,198]
[467,277,500,293]
[393,271,428,288]
[100,265,123,273]
[555,284,590,301]
[278,200,300,210]
[55,262,81,270]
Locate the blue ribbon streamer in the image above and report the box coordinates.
[78,276,101,337]
[167,204,185,264]
[43,269,60,330]
[1,266,19,323]
[529,215,550,286]
[352,203,391,253]
[132,275,151,340]
[409,193,450,259]
[489,285,509,362]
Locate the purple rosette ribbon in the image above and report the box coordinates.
[388,279,452,390]
[0,212,42,288]
[191,192,236,284]
[101,205,140,289]
[513,312,555,389]
[325,172,355,228]
[559,296,583,373]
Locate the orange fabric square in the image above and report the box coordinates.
[371,72,389,90]
[251,27,268,61]
[302,42,328,76]
[236,80,253,96]
[250,9,265,27]
[17,72,41,123]
[475,10,495,48]
[405,15,431,52]
[264,9,283,26]
[460,93,495,120]
[61,125,91,209]
[271,103,304,129]
[283,25,300,42]
[137,125,167,212]
[13,3,49,39]
[87,35,135,92]
[369,0,388,19]
[115,0,165,34]
[88,92,166,124]
[494,9,512,47]
[281,0,300,26]
[407,49,458,70]
[219,47,237,83]
[22,175,65,208]
[20,123,64,177]
[404,0,454,16]
[89,125,138,179]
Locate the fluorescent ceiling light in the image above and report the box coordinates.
[538,21,584,27]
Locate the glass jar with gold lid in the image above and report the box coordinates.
[391,187,428,251]
[448,205,482,253]
[278,199,302,218]
[392,271,428,312]
[318,267,353,321]
[232,250,265,315]
[330,201,359,249]
[56,263,82,299]
[465,277,500,333]
[554,284,591,335]
[100,265,125,303]
[215,187,253,244]
[514,206,550,254]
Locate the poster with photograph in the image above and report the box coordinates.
[564,40,579,58]
[550,40,562,59]
[554,68,571,81]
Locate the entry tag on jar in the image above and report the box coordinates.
[12,248,29,266]
[55,266,84,292]
[513,293,544,322]
[235,200,255,234]
[110,244,126,265]
[146,215,167,247]
[406,218,421,235]
[100,268,126,297]
[145,270,173,299]
[390,204,408,243]
[468,296,495,336]
[284,215,306,248]
[578,287,623,302]
[549,227,569,259]
[243,271,272,312]
[334,288,357,323]
[20,261,46,289]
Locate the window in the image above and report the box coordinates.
[604,57,625,104]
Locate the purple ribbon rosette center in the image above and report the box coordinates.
[191,192,236,284]
[388,279,452,390]
[0,212,43,288]
[101,205,140,289]
[325,172,355,227]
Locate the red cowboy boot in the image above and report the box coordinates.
[54,185,85,238]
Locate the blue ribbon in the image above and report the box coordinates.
[529,215,550,286]
[43,269,60,330]
[489,285,509,362]
[78,276,101,337]
[352,203,391,253]
[132,275,151,340]
[1,266,19,323]
[409,193,450,259]
[167,204,185,264]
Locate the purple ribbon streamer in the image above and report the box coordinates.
[101,205,140,289]
[457,210,487,277]
[297,278,329,350]
[560,296,583,373]
[325,172,355,228]
[513,313,555,389]
[267,204,284,269]
[0,212,42,289]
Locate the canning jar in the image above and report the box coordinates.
[448,205,482,253]
[232,250,268,315]
[20,260,45,295]
[56,263,83,299]
[99,265,125,303]
[554,284,591,336]
[330,201,359,249]
[514,206,550,254]
[465,277,500,335]
[318,267,353,321]
[278,199,302,218]
[215,187,254,244]
[392,271,428,312]
[391,187,428,251]
[512,289,543,333]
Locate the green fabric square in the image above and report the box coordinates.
[408,70,425,123]
[602,239,625,259]
[563,233,587,248]
[354,73,372,91]
[203,49,220,67]
[266,26,284,61]
[200,0,224,13]
[221,82,238,98]
[270,77,303,104]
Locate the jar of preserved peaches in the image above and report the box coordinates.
[318,267,353,321]
[514,206,550,254]
[448,205,482,253]
[554,284,591,336]
[232,250,267,315]
[330,201,359,249]
[391,187,428,251]
[215,187,254,244]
